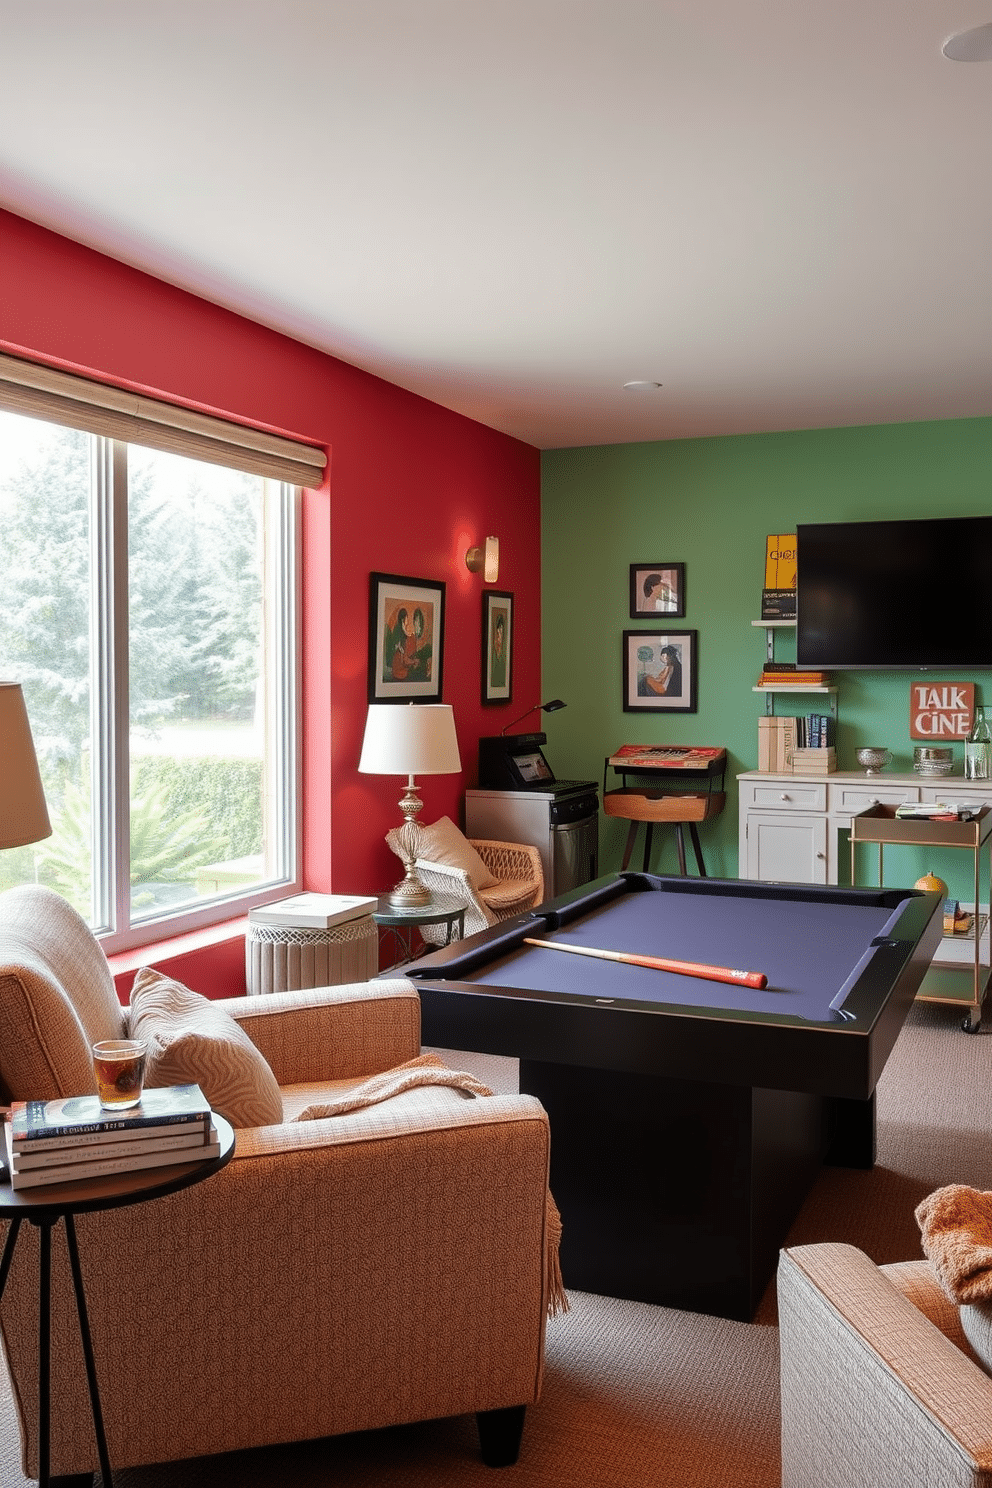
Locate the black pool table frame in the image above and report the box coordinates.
[402,872,943,1320]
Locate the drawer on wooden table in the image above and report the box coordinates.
[740,780,827,812]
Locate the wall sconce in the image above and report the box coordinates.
[465,536,499,582]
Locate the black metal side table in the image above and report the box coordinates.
[0,1114,235,1488]
[373,893,467,969]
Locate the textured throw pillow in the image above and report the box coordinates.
[410,815,498,890]
[128,966,283,1128]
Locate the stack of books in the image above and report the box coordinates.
[758,715,837,773]
[3,1084,217,1190]
[756,663,830,688]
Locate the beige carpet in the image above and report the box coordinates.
[3,1001,989,1488]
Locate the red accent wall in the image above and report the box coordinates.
[1,210,541,991]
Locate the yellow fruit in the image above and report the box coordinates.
[914,870,948,897]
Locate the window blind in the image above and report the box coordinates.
[0,352,327,487]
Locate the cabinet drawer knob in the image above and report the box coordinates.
[780,793,789,801]
[817,852,826,860]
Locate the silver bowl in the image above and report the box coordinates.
[856,747,892,775]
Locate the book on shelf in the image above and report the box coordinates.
[757,671,829,687]
[3,1120,220,1189]
[764,535,797,590]
[10,1083,211,1146]
[760,588,797,620]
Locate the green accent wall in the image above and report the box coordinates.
[541,415,992,889]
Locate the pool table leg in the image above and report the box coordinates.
[519,1056,826,1320]
[825,1090,876,1169]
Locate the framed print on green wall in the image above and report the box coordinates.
[629,563,685,619]
[622,630,697,712]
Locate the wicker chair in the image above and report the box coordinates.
[387,825,545,945]
[416,838,545,943]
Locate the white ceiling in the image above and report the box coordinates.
[0,1,990,450]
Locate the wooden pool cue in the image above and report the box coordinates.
[522,937,768,990]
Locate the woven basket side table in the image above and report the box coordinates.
[246,915,378,995]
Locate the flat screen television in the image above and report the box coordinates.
[796,515,992,670]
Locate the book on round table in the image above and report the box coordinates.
[3,1121,221,1189]
[9,1083,212,1148]
[9,1122,217,1169]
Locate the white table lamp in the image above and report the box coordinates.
[359,704,461,907]
[0,682,52,850]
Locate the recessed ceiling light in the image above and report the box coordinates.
[942,22,992,61]
[623,381,663,391]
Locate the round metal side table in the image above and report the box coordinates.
[373,893,466,968]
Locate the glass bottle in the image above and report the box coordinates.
[965,706,991,780]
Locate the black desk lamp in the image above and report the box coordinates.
[500,699,566,736]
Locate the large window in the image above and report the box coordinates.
[0,407,300,951]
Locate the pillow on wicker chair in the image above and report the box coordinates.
[129,966,283,1128]
[388,816,498,890]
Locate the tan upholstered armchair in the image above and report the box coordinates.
[778,1243,992,1487]
[0,885,558,1484]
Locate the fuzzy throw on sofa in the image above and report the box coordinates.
[916,1184,992,1303]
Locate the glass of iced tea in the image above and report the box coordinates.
[92,1039,148,1109]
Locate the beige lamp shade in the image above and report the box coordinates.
[0,682,52,849]
[358,704,462,778]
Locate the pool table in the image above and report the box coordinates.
[402,871,943,1320]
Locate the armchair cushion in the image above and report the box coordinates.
[129,966,283,1128]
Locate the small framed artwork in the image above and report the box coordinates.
[368,572,446,702]
[482,589,513,705]
[622,630,698,712]
[629,563,685,619]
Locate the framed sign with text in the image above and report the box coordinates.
[909,681,975,740]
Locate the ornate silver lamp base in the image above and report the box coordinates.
[387,775,432,908]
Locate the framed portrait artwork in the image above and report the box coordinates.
[482,589,513,705]
[629,563,686,619]
[368,572,446,702]
[622,630,697,713]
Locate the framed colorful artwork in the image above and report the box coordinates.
[629,563,686,619]
[622,629,697,712]
[368,572,446,702]
[482,589,513,705]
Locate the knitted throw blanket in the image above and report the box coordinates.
[916,1183,992,1302]
[296,1052,568,1316]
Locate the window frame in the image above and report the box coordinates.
[2,407,303,954]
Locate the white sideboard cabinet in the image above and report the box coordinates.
[740,772,938,882]
[738,769,992,882]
